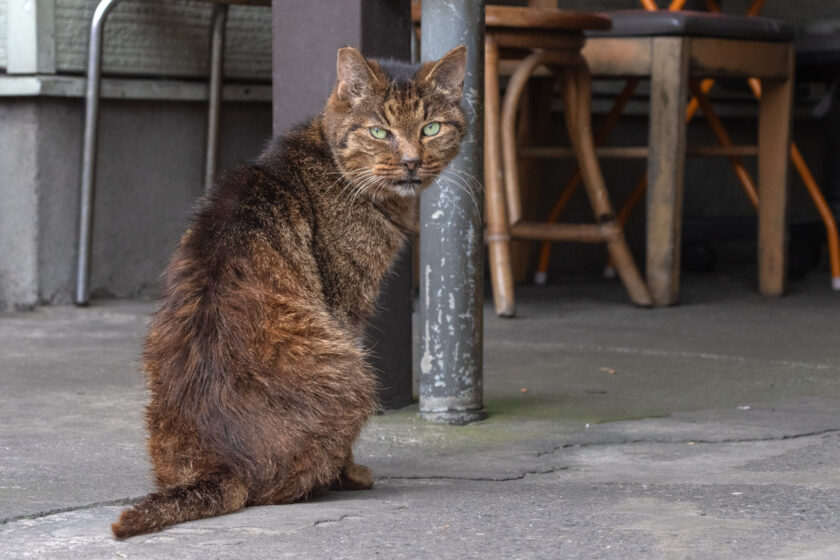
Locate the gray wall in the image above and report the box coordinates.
[0,101,39,308]
[0,96,271,310]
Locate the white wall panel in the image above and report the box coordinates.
[0,0,7,70]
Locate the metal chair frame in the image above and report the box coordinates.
[74,0,261,305]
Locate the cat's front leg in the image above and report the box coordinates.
[331,451,374,491]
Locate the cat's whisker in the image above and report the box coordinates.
[437,169,482,216]
[440,168,484,203]
[339,169,377,200]
[348,173,382,205]
[443,166,484,190]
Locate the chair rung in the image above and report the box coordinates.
[518,144,757,159]
[511,222,611,243]
[689,145,758,157]
[519,146,646,159]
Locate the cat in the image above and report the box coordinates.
[110,45,467,538]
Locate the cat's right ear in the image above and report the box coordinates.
[335,47,377,106]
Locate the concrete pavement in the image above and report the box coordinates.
[1,272,839,559]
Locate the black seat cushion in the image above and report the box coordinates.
[588,10,793,42]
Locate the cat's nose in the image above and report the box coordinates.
[401,157,421,172]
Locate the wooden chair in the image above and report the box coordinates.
[484,6,653,317]
[578,10,796,306]
[74,0,270,305]
[528,4,816,306]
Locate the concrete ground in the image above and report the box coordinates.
[1,270,839,559]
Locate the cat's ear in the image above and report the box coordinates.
[422,45,467,103]
[335,46,379,106]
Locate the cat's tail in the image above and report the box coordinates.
[111,473,248,539]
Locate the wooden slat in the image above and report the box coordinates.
[489,29,584,51]
[582,37,653,78]
[485,6,611,31]
[689,38,793,79]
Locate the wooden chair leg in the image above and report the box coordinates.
[484,37,515,317]
[561,63,652,307]
[757,48,794,297]
[511,78,553,284]
[646,37,689,306]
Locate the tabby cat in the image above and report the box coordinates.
[111,45,467,538]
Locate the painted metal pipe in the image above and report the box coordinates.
[205,3,228,196]
[418,0,486,424]
[75,0,124,306]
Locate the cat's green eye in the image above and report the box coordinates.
[369,127,388,140]
[422,122,441,137]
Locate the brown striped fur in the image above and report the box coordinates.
[111,46,467,538]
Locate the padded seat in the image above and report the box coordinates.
[589,10,793,41]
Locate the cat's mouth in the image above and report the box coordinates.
[393,179,421,187]
[390,179,422,196]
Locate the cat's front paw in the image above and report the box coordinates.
[332,463,374,491]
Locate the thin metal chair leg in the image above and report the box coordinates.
[76,0,124,306]
[205,2,228,196]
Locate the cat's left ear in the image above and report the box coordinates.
[336,46,379,106]
[422,45,467,103]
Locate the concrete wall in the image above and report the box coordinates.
[0,101,39,308]
[0,96,271,310]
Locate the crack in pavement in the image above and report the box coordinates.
[312,514,359,527]
[5,430,837,528]
[381,466,572,483]
[535,427,840,457]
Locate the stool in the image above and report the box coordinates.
[485,7,653,317]
[74,0,270,306]
[575,10,797,305]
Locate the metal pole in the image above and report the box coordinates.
[418,0,486,424]
[204,2,228,196]
[75,0,123,306]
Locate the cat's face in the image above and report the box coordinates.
[324,46,467,200]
